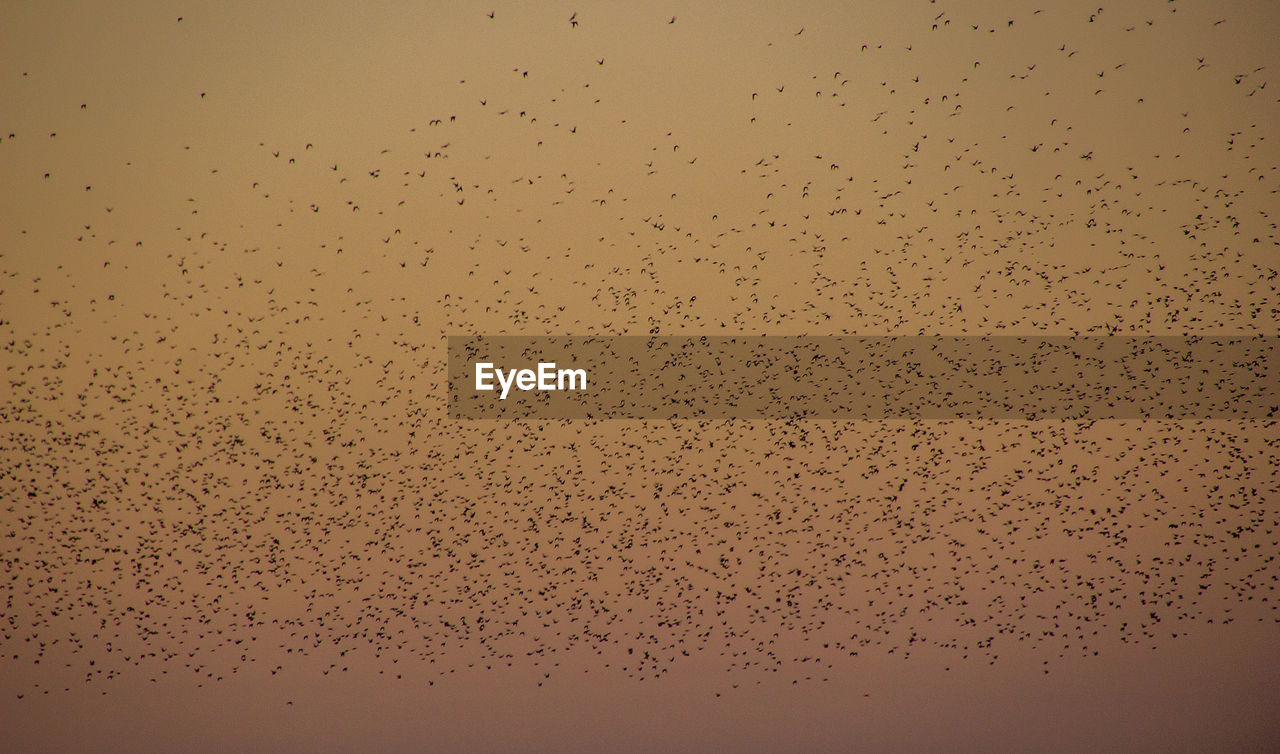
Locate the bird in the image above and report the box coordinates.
[2,4,1277,745]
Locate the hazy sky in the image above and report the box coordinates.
[2,0,1278,750]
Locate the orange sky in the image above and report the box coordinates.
[2,0,1279,749]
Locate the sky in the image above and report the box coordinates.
[2,0,1279,750]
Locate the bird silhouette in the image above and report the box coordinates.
[0,4,1276,746]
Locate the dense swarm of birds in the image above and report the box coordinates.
[1,0,1277,701]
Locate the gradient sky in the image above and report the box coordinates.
[2,0,1279,750]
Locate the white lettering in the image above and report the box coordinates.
[496,366,517,399]
[538,362,556,390]
[477,362,588,399]
[558,367,587,390]
[476,363,495,391]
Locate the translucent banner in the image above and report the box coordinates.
[446,336,1279,420]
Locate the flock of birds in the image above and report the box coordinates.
[1,0,1277,704]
